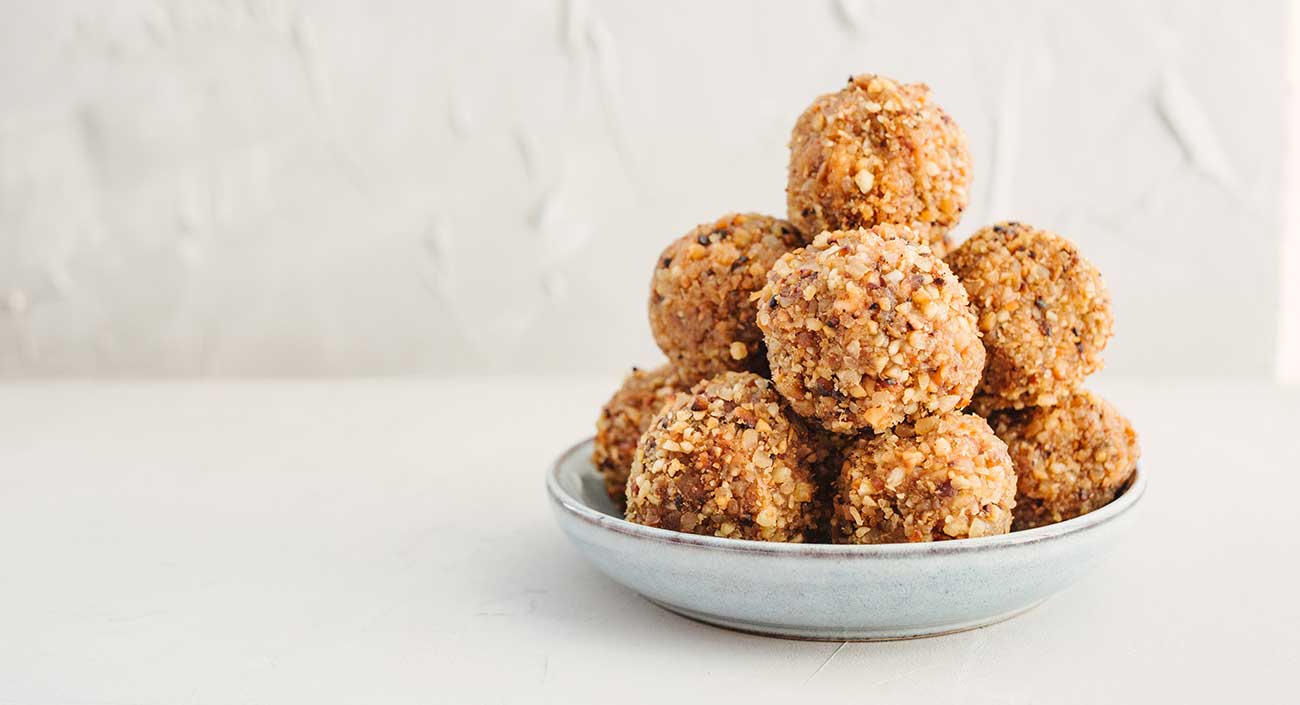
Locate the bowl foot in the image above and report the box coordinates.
[645,597,1046,642]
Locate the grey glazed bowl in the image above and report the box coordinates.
[547,438,1145,641]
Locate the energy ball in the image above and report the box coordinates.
[831,412,1016,544]
[756,226,985,434]
[649,213,807,382]
[787,74,972,252]
[625,371,821,542]
[946,221,1113,412]
[592,364,684,505]
[988,390,1139,529]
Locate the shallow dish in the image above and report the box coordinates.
[547,438,1145,641]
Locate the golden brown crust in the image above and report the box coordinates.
[648,213,808,382]
[625,372,822,542]
[945,221,1113,412]
[987,390,1139,529]
[832,412,1016,543]
[787,74,971,251]
[592,364,685,505]
[756,227,985,434]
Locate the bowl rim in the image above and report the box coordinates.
[547,436,1146,558]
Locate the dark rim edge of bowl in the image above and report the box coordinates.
[546,436,1146,558]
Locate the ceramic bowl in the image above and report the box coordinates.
[547,438,1145,641]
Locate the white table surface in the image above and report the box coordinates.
[1,377,1296,704]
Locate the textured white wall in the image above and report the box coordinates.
[0,0,1292,377]
[1281,0,1300,383]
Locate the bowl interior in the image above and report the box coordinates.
[565,459,622,518]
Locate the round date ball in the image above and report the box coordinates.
[649,213,807,382]
[592,364,684,505]
[756,226,985,434]
[987,390,1139,529]
[946,221,1113,412]
[831,412,1016,544]
[787,73,971,252]
[625,371,822,542]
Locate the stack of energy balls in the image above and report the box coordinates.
[593,73,1139,544]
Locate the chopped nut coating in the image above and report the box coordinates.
[987,390,1138,529]
[946,221,1113,412]
[757,227,984,434]
[593,364,685,505]
[787,74,971,252]
[832,412,1016,543]
[625,372,822,542]
[650,213,808,381]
